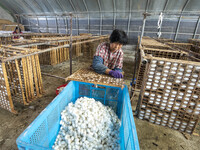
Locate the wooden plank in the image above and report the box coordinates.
[2,62,17,114]
[67,41,69,59]
[56,48,58,64]
[5,62,13,94]
[62,42,65,62]
[22,57,30,103]
[35,54,43,93]
[15,59,28,105]
[60,42,63,62]
[9,61,18,95]
[63,41,67,61]
[76,40,79,57]
[31,55,40,96]
[11,60,22,100]
[27,56,35,99]
[49,49,52,65]
[1,45,30,51]
[51,49,56,65]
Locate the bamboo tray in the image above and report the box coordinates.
[65,68,124,88]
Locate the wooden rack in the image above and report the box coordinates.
[0,50,43,113]
[0,33,109,113]
[134,36,200,134]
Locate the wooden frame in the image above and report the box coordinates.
[134,37,200,134]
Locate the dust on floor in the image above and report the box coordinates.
[0,57,199,150]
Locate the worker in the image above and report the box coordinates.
[92,29,128,78]
[12,26,22,39]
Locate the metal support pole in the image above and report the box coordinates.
[174,0,190,41]
[19,15,23,25]
[113,13,116,30]
[139,13,149,48]
[100,14,102,35]
[63,17,67,34]
[65,17,69,34]
[127,0,132,37]
[193,16,200,39]
[97,0,102,35]
[28,17,32,32]
[45,16,49,33]
[127,13,131,37]
[76,15,79,35]
[157,0,168,38]
[69,0,77,35]
[157,13,164,38]
[113,0,116,30]
[55,16,59,33]
[131,13,149,96]
[82,0,90,33]
[174,16,181,41]
[88,14,90,33]
[36,16,40,33]
[69,13,73,75]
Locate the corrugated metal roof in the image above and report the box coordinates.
[1,0,200,43]
[0,0,200,16]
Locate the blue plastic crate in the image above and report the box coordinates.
[16,81,140,150]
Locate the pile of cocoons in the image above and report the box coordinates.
[53,97,121,150]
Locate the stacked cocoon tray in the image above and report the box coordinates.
[53,97,121,150]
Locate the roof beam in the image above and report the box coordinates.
[97,0,102,12]
[45,0,56,14]
[158,0,169,38]
[140,0,150,44]
[69,0,76,12]
[55,16,59,33]
[28,17,33,32]
[127,0,132,36]
[97,0,102,35]
[145,0,150,12]
[21,0,36,14]
[6,0,24,14]
[82,0,89,12]
[0,1,17,14]
[112,0,116,29]
[82,0,90,33]
[193,16,200,39]
[36,16,40,32]
[68,0,79,35]
[163,0,169,12]
[17,10,200,17]
[45,16,49,33]
[32,0,44,12]
[55,0,65,12]
[174,0,191,40]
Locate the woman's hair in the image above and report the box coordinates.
[14,26,21,32]
[109,29,128,45]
